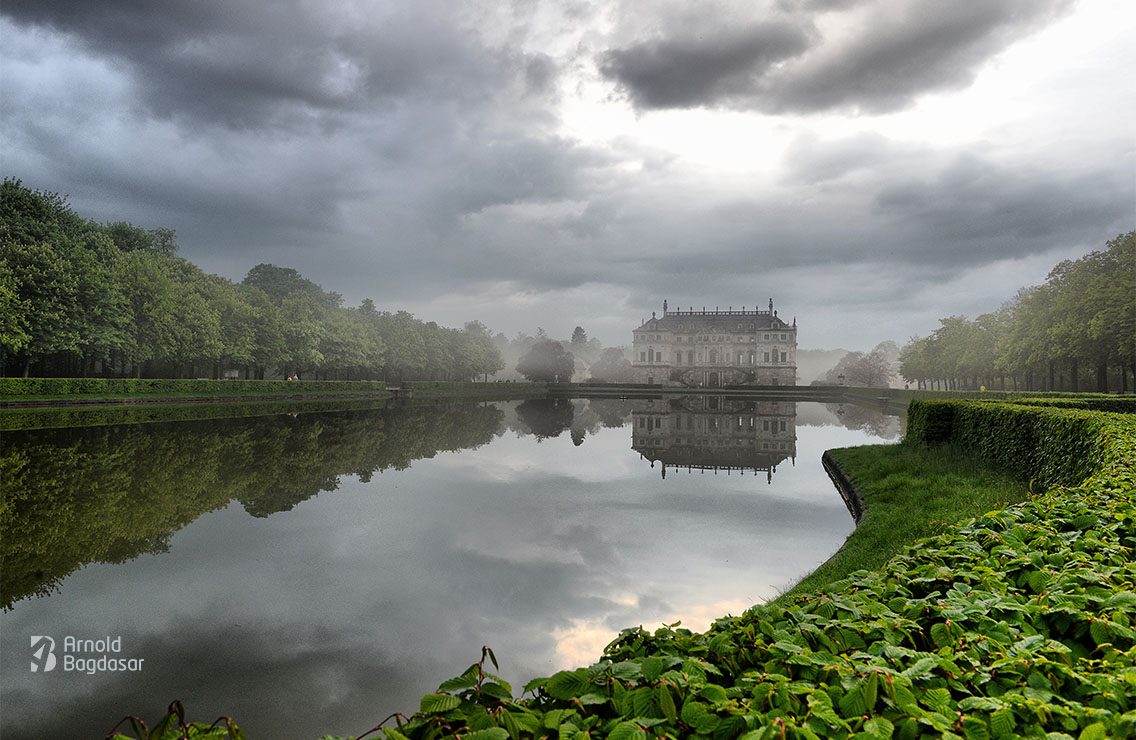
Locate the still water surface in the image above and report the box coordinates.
[1,397,900,739]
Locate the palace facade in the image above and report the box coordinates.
[632,300,797,387]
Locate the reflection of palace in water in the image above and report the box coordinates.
[630,396,796,483]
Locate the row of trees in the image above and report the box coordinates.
[898,232,1135,393]
[1,179,504,380]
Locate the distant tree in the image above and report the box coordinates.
[571,326,587,345]
[516,339,575,382]
[824,348,892,387]
[588,346,634,383]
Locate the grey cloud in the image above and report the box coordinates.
[1,0,554,130]
[600,22,813,109]
[872,156,1133,262]
[601,0,1074,113]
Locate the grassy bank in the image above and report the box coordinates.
[783,442,1031,599]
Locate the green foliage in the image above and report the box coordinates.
[106,701,245,740]
[899,232,1135,392]
[0,180,505,381]
[790,442,1030,597]
[906,399,1117,491]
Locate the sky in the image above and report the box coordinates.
[2,0,1133,349]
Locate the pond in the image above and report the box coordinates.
[0,396,901,740]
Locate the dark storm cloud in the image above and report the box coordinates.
[1,0,543,129]
[600,22,813,109]
[602,0,1075,113]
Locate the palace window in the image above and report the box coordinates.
[764,352,770,362]
[687,350,695,364]
[781,351,787,362]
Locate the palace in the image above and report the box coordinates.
[632,299,797,387]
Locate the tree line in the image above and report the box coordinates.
[0,178,505,380]
[898,232,1134,393]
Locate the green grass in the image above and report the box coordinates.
[781,440,1031,599]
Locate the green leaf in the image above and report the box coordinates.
[1077,724,1107,740]
[864,717,895,739]
[482,682,513,701]
[1104,592,1136,610]
[990,708,1015,738]
[608,721,646,740]
[700,684,729,704]
[545,669,591,700]
[463,729,509,740]
[901,657,939,681]
[658,685,677,723]
[437,670,479,692]
[839,687,867,719]
[419,693,461,714]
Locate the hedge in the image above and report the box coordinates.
[906,399,1122,491]
[0,377,387,397]
[984,397,1136,414]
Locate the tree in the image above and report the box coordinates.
[824,347,893,387]
[588,346,634,383]
[516,339,575,382]
[571,326,587,346]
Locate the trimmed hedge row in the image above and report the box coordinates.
[906,399,1116,491]
[986,397,1136,414]
[0,377,387,397]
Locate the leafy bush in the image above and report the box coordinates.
[906,399,1118,490]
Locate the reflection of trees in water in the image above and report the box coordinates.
[0,404,503,610]
[586,399,635,428]
[513,398,575,439]
[824,403,903,440]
